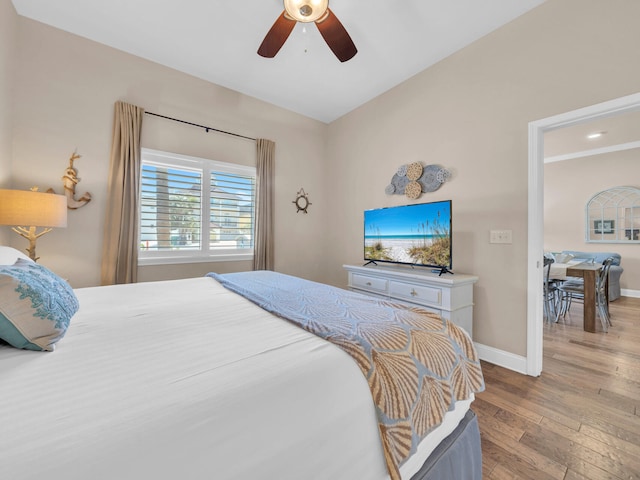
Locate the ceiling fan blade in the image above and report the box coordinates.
[258,11,296,58]
[315,8,357,62]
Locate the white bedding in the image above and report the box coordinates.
[0,277,471,480]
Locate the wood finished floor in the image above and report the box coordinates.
[476,296,640,480]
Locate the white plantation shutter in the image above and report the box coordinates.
[139,149,255,264]
[209,171,255,252]
[140,164,202,252]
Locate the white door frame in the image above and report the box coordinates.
[527,92,640,376]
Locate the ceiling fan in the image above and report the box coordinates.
[258,0,357,62]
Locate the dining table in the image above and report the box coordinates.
[549,260,606,333]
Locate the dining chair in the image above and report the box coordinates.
[556,256,614,332]
[543,256,559,322]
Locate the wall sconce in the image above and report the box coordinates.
[0,188,68,261]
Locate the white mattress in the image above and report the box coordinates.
[0,277,471,480]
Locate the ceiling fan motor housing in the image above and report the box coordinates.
[283,0,329,23]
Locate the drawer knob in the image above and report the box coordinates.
[410,289,418,297]
[366,282,372,286]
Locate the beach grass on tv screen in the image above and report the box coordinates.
[364,202,451,267]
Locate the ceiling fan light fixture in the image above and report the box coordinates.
[283,0,329,23]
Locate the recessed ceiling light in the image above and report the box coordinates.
[587,131,606,140]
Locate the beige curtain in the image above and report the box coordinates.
[253,139,275,271]
[100,101,144,285]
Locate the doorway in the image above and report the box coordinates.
[526,92,640,376]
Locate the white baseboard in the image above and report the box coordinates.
[475,293,640,377]
[621,289,640,298]
[474,342,528,376]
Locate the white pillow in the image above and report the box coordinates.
[554,253,574,264]
[0,258,77,351]
[0,246,33,266]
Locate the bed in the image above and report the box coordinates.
[0,246,484,480]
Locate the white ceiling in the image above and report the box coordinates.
[11,0,546,123]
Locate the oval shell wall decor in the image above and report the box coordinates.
[436,168,451,183]
[418,164,441,193]
[406,162,423,181]
[404,181,422,199]
[385,163,451,199]
[390,173,410,193]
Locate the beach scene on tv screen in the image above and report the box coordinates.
[364,202,451,267]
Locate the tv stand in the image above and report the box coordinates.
[432,266,454,276]
[343,264,478,338]
[363,260,378,267]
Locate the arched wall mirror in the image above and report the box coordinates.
[586,186,640,243]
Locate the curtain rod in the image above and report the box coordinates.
[144,111,256,142]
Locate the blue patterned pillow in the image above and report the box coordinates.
[0,259,78,351]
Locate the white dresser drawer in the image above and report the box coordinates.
[344,265,478,338]
[351,273,388,293]
[389,280,442,307]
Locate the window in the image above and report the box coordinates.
[139,148,256,264]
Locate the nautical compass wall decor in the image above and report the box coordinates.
[293,188,312,213]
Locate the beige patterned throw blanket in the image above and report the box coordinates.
[209,271,485,480]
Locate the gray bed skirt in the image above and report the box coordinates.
[410,409,482,480]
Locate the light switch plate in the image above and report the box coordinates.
[490,229,512,244]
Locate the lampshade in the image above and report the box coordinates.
[283,0,329,23]
[0,189,67,227]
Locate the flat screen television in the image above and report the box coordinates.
[364,200,452,274]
